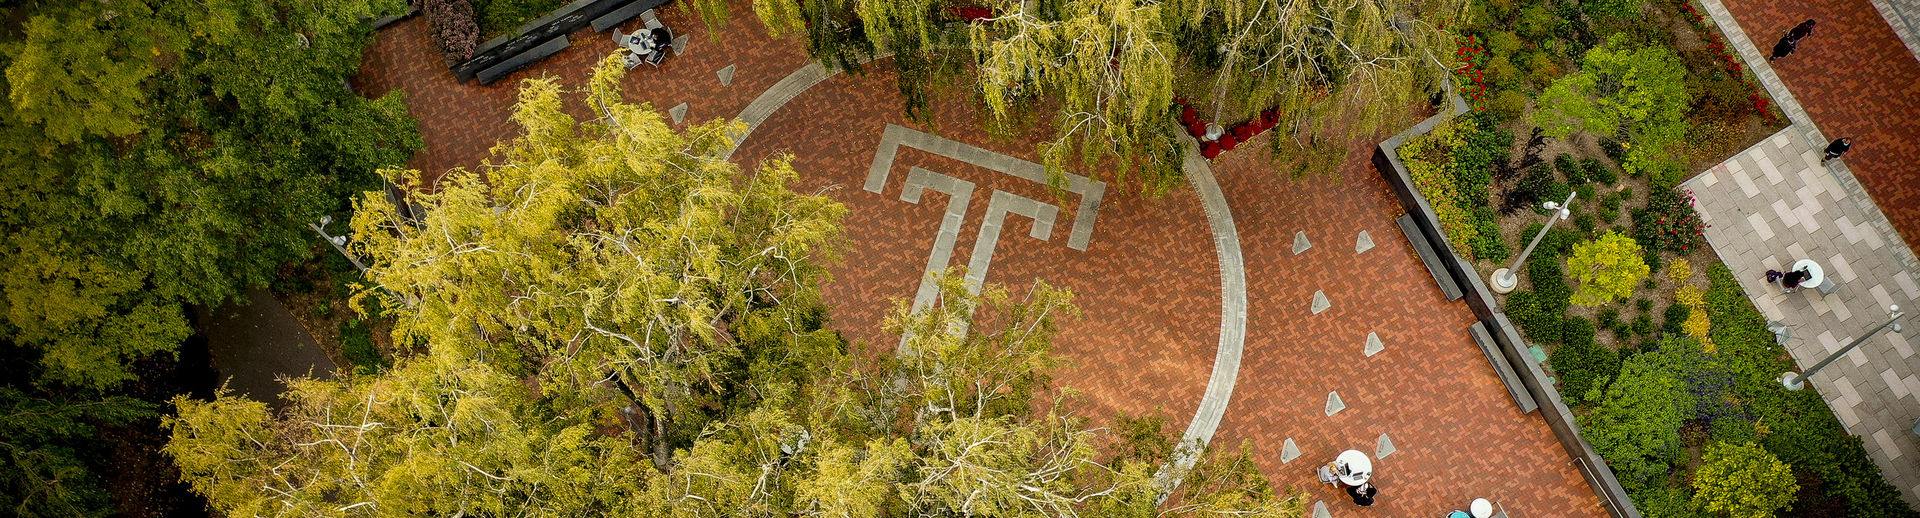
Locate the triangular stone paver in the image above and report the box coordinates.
[1312,500,1331,518]
[1356,230,1375,253]
[1376,433,1397,458]
[1364,332,1385,357]
[1293,231,1312,254]
[672,35,690,55]
[1310,290,1330,315]
[1281,438,1301,463]
[668,102,689,124]
[715,64,736,86]
[1325,390,1345,416]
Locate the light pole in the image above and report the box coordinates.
[1491,192,1576,294]
[309,215,368,273]
[1782,305,1905,390]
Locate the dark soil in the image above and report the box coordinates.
[99,320,217,518]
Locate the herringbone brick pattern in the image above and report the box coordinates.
[1208,140,1606,517]
[355,7,1604,515]
[1721,0,1920,249]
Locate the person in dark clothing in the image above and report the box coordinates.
[1823,137,1852,162]
[1347,482,1378,507]
[1769,37,1799,61]
[1788,19,1817,41]
[1782,269,1811,292]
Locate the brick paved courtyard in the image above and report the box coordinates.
[354,6,1605,515]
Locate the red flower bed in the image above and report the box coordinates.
[1676,0,1780,124]
[1452,35,1490,109]
[1174,98,1281,161]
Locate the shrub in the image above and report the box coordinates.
[1575,184,1598,205]
[1565,315,1597,348]
[1663,303,1691,335]
[1633,186,1707,254]
[1488,89,1529,122]
[1575,212,1596,234]
[1583,157,1617,185]
[1530,252,1573,315]
[421,0,481,64]
[338,319,387,374]
[1692,441,1798,518]
[1505,164,1558,214]
[1550,338,1618,404]
[1557,154,1584,184]
[1581,351,1686,492]
[1598,308,1621,329]
[1712,417,1756,445]
[471,0,566,36]
[1599,194,1623,223]
[1568,231,1650,305]
[1507,290,1562,343]
[1632,313,1656,337]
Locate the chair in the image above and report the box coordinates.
[644,49,666,66]
[641,9,664,30]
[1816,276,1839,295]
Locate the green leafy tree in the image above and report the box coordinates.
[1580,349,1685,492]
[0,388,152,518]
[0,0,420,389]
[1692,441,1798,518]
[1530,34,1690,178]
[1568,231,1649,305]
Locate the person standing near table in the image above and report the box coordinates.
[1346,482,1378,507]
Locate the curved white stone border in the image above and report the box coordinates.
[723,61,1248,482]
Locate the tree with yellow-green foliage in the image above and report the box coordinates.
[165,57,1302,517]
[1692,441,1797,518]
[1568,231,1649,306]
[733,0,1462,193]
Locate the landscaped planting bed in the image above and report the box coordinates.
[1397,0,1917,515]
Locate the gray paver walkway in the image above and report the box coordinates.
[1686,130,1920,504]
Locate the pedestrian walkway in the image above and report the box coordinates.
[1695,0,1920,504]
[1686,131,1920,505]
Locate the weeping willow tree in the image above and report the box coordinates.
[739,0,1462,192]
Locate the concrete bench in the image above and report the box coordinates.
[1472,321,1538,413]
[1397,214,1463,301]
[591,1,648,31]
[477,35,571,85]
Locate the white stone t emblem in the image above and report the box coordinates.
[864,124,1105,350]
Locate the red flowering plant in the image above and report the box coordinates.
[1173,97,1282,160]
[1451,35,1490,110]
[1675,0,1780,124]
[1632,186,1709,253]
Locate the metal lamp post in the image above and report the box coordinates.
[1781,305,1905,390]
[310,215,368,273]
[1491,192,1576,294]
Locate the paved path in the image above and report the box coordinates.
[1694,0,1920,503]
[354,6,1604,515]
[198,289,336,406]
[1710,0,1920,251]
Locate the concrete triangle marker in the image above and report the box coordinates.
[1377,433,1397,458]
[1356,230,1375,253]
[1311,290,1330,315]
[1364,332,1385,357]
[1312,500,1331,518]
[1293,231,1312,254]
[1281,438,1301,463]
[716,64,736,86]
[1326,390,1346,416]
[672,34,690,55]
[668,102,689,125]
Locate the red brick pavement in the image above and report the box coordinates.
[1208,140,1606,517]
[1720,0,1920,249]
[355,7,1604,515]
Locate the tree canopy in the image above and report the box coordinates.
[735,0,1462,192]
[0,0,420,389]
[166,57,1301,517]
[1529,33,1690,178]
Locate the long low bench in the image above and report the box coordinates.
[1472,321,1538,413]
[478,35,571,85]
[1396,214,1463,301]
[591,1,651,31]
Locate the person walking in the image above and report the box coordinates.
[1769,36,1799,61]
[1823,137,1852,162]
[1788,19,1817,41]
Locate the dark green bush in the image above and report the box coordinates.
[1632,313,1655,337]
[1550,338,1618,404]
[1600,137,1628,164]
[1583,157,1617,185]
[1600,194,1623,223]
[1662,304,1691,335]
[1598,308,1620,329]
[1557,153,1585,184]
[1575,184,1598,205]
[1507,290,1563,344]
[1564,315,1597,348]
[471,0,568,36]
[1575,212,1596,234]
[338,319,387,374]
[1637,298,1654,313]
[1712,417,1756,445]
